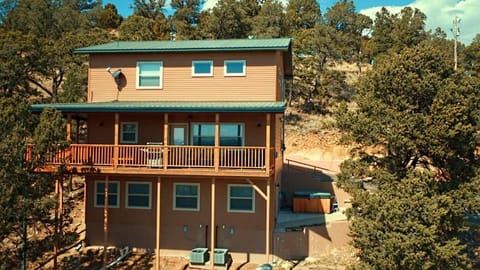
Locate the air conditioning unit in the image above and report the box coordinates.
[214,248,229,265]
[190,248,209,265]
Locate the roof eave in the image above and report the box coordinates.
[74,47,291,54]
[30,102,287,113]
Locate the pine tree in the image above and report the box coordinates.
[336,42,480,269]
[0,97,68,267]
[324,0,372,71]
[250,0,287,38]
[370,7,427,58]
[131,0,170,39]
[171,0,202,39]
[465,34,480,77]
[285,0,321,34]
[92,3,123,30]
[205,0,250,39]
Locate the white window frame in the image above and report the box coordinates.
[125,182,152,209]
[224,60,246,76]
[192,60,213,77]
[94,181,120,208]
[120,122,138,144]
[228,184,255,213]
[174,183,200,211]
[136,61,163,89]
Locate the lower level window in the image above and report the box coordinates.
[95,181,119,208]
[126,182,151,209]
[228,185,254,213]
[174,183,199,211]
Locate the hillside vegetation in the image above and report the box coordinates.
[1,0,480,269]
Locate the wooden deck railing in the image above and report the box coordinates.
[219,146,266,169]
[28,144,271,171]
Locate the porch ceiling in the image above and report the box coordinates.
[30,101,286,113]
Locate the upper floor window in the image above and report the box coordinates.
[95,181,120,208]
[137,61,163,89]
[224,60,246,76]
[192,123,244,146]
[126,182,151,209]
[174,183,200,211]
[121,122,138,144]
[228,184,254,213]
[192,61,213,76]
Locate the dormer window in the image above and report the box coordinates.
[137,61,163,89]
[192,60,213,76]
[224,60,246,76]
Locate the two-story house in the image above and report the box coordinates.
[31,38,292,266]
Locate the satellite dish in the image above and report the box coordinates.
[106,67,126,89]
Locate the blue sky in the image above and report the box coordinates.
[103,0,477,44]
[104,0,416,17]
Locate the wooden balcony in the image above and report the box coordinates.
[27,144,274,178]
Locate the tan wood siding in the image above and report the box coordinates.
[85,177,268,254]
[87,112,270,146]
[88,52,280,102]
[275,51,285,101]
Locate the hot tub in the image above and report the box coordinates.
[293,190,332,214]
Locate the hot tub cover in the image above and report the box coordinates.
[293,190,331,199]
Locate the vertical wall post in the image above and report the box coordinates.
[163,113,169,170]
[53,178,59,269]
[214,114,220,172]
[114,113,119,167]
[210,178,216,270]
[265,114,271,174]
[266,179,271,263]
[59,176,64,256]
[156,177,162,270]
[66,114,72,142]
[103,175,109,269]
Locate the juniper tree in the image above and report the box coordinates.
[0,97,68,268]
[336,42,480,269]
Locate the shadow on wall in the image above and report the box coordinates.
[273,220,351,261]
[273,160,352,260]
[281,161,351,209]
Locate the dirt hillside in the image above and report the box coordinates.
[284,111,351,173]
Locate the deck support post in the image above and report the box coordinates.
[265,114,271,175]
[114,113,119,167]
[155,177,162,270]
[246,178,271,263]
[103,175,109,269]
[66,114,72,141]
[266,179,271,263]
[214,113,220,172]
[53,175,63,269]
[210,177,216,270]
[163,113,168,170]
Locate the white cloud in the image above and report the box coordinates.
[202,0,218,11]
[359,0,479,44]
[199,0,478,44]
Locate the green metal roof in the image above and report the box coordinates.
[74,38,292,54]
[31,101,286,113]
